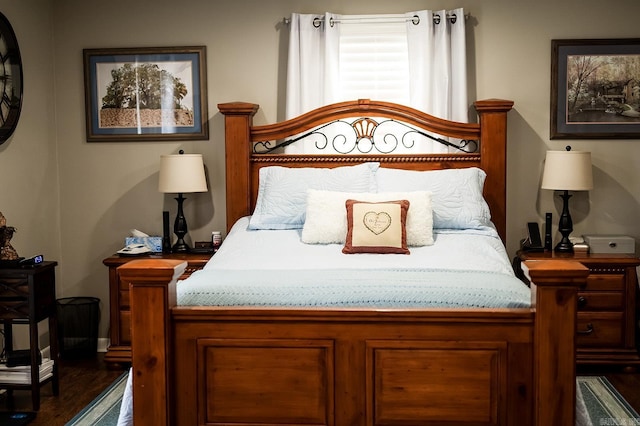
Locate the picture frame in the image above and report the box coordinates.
[83,46,208,142]
[551,39,640,139]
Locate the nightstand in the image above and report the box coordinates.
[0,261,59,410]
[517,250,640,369]
[102,252,212,367]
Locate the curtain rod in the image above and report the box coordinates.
[283,12,468,27]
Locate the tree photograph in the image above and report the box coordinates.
[566,53,640,123]
[96,59,195,129]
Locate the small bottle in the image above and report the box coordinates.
[211,231,222,252]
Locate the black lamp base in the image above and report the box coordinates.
[172,193,190,253]
[172,240,190,253]
[554,190,574,253]
[554,239,574,253]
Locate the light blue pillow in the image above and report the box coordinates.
[375,167,491,230]
[249,162,379,230]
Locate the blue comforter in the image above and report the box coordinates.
[177,268,531,309]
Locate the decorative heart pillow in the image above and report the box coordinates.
[342,199,410,254]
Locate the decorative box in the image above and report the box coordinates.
[582,235,635,254]
[125,236,163,253]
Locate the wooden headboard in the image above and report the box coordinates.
[218,99,514,241]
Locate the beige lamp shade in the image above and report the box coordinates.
[541,150,593,191]
[158,153,208,193]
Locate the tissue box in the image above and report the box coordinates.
[125,237,163,253]
[582,235,635,254]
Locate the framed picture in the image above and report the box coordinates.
[551,38,640,139]
[83,46,208,142]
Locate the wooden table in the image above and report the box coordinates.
[0,261,59,410]
[518,250,640,369]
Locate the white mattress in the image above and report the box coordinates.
[174,217,530,308]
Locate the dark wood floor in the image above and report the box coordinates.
[0,353,125,426]
[0,355,637,425]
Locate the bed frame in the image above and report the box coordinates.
[119,99,589,426]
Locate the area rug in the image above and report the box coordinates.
[578,376,640,425]
[65,371,128,426]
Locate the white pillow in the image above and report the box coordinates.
[375,167,491,230]
[249,162,379,230]
[301,189,433,246]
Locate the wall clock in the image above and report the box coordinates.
[0,12,22,145]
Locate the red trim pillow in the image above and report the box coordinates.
[342,199,410,254]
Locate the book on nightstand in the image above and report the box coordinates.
[0,358,54,384]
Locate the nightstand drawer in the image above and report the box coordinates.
[104,252,213,366]
[120,311,131,344]
[576,313,624,347]
[120,288,129,309]
[577,292,623,311]
[516,250,640,366]
[583,273,625,291]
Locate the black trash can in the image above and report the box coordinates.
[56,297,100,359]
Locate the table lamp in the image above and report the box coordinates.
[158,150,208,252]
[541,146,593,253]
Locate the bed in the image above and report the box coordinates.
[118,99,589,426]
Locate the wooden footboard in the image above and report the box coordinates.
[119,259,587,426]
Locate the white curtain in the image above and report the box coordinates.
[406,9,467,124]
[405,9,467,153]
[285,12,340,120]
[285,9,468,154]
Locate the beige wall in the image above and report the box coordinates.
[1,0,639,342]
[0,1,58,257]
[0,1,60,347]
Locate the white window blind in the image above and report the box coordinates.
[338,19,410,104]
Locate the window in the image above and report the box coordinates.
[285,10,468,154]
[338,20,410,104]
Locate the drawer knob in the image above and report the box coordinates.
[577,296,587,309]
[577,323,594,335]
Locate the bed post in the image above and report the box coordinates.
[118,259,187,426]
[524,260,589,426]
[218,102,259,232]
[474,99,513,242]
